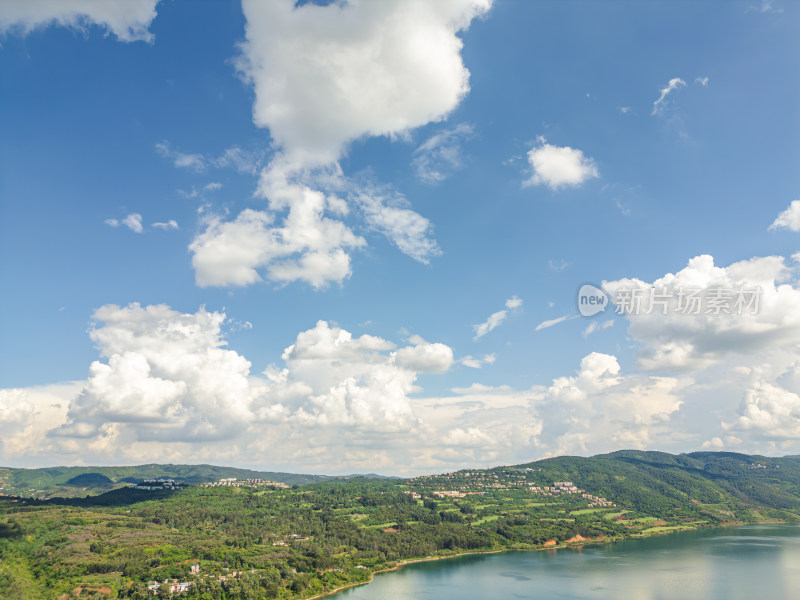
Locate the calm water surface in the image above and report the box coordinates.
[332,525,800,600]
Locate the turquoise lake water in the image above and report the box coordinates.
[331,525,800,600]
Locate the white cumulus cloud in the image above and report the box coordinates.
[53,303,256,442]
[105,213,143,233]
[0,384,77,461]
[266,321,453,431]
[603,254,800,371]
[727,379,800,441]
[532,352,685,456]
[395,340,454,374]
[190,0,490,288]
[0,0,160,42]
[235,0,491,167]
[523,137,599,190]
[122,213,143,233]
[769,200,800,232]
[190,179,366,288]
[39,307,457,463]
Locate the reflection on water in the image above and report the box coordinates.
[332,525,800,600]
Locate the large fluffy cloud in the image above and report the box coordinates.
[600,252,800,455]
[190,186,366,289]
[191,0,490,288]
[706,360,800,449]
[9,299,800,472]
[531,353,685,456]
[54,304,256,442]
[407,352,684,468]
[263,321,453,431]
[0,0,160,42]
[190,166,443,287]
[9,303,676,473]
[0,389,36,455]
[41,305,456,465]
[603,254,800,371]
[235,0,491,167]
[0,384,77,463]
[728,380,800,442]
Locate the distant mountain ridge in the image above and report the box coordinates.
[2,451,799,506]
[0,463,330,499]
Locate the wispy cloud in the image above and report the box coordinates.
[155,142,265,175]
[473,296,523,340]
[178,182,223,199]
[583,319,614,337]
[652,77,687,116]
[748,0,782,13]
[412,123,474,184]
[155,141,206,171]
[535,314,577,331]
[460,353,496,369]
[548,259,571,272]
[152,220,178,230]
[105,213,143,233]
[211,147,265,175]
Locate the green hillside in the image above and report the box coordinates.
[1,451,799,599]
[510,450,800,521]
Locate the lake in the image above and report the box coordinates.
[331,525,800,600]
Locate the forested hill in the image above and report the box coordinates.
[513,450,800,517]
[0,464,329,498]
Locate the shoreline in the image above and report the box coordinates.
[306,548,510,600]
[306,519,791,600]
[305,533,642,599]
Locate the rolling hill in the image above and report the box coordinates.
[0,464,329,499]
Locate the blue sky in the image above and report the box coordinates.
[0,0,798,475]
